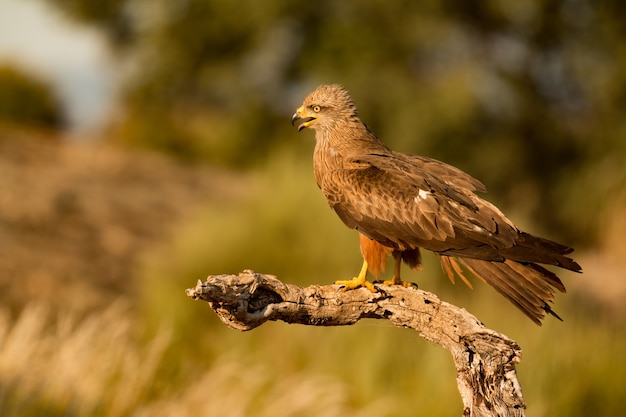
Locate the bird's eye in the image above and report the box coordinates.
[312,105,321,112]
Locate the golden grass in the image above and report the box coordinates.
[0,302,169,417]
[135,355,394,417]
[0,302,400,417]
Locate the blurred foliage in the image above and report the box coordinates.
[50,0,626,245]
[44,0,135,45]
[0,65,63,129]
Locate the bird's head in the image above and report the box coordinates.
[291,84,358,132]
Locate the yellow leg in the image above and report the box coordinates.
[382,253,416,288]
[335,260,376,292]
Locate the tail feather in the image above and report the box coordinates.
[440,256,569,325]
[500,232,582,272]
[466,259,548,324]
[525,263,566,293]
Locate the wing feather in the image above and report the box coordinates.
[320,152,517,253]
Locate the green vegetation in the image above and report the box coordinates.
[0,66,63,129]
[3,0,626,415]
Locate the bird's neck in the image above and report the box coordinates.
[312,119,388,184]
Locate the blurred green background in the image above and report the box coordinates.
[1,0,625,416]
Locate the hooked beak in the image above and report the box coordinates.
[291,108,316,132]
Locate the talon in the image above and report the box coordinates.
[381,258,418,289]
[335,277,377,292]
[380,278,418,289]
[335,260,377,292]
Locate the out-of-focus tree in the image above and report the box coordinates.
[0,65,63,129]
[47,0,626,245]
[47,0,135,45]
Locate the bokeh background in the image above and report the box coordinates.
[1,0,625,415]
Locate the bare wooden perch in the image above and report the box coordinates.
[186,270,525,417]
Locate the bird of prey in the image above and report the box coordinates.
[291,84,581,325]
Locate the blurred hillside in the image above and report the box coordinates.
[0,127,245,314]
[1,0,626,416]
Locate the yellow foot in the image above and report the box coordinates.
[335,276,377,292]
[379,276,418,289]
[335,260,377,292]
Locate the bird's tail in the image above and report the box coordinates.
[440,256,570,325]
[498,232,581,272]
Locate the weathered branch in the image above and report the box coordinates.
[186,270,525,417]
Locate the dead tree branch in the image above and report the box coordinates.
[186,270,525,417]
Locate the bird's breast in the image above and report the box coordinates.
[313,141,345,180]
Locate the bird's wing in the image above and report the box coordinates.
[320,152,519,258]
[392,152,488,193]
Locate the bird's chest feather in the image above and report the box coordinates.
[313,142,345,190]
